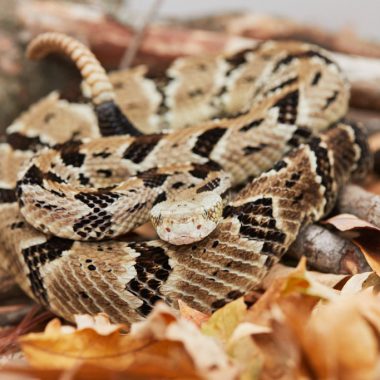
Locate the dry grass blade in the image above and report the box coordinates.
[0,306,54,355]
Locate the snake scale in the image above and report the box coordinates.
[0,33,371,324]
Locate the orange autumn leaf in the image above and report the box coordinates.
[246,258,338,327]
[289,292,380,379]
[249,291,380,379]
[178,300,210,327]
[244,264,380,379]
[263,263,349,290]
[0,363,139,380]
[1,350,202,380]
[19,307,238,380]
[18,313,144,371]
[229,260,339,379]
[325,214,380,275]
[131,303,238,379]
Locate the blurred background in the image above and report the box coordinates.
[127,0,380,39]
[1,0,380,132]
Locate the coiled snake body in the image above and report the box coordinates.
[0,33,371,324]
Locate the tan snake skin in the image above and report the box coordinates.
[0,33,371,324]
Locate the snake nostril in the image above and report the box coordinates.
[165,227,171,233]
[196,225,201,230]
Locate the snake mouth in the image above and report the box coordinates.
[167,235,203,245]
[161,231,208,246]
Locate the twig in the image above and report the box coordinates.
[0,306,53,355]
[118,0,163,69]
[0,304,35,327]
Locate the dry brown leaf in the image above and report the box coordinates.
[227,333,263,380]
[122,340,203,380]
[0,364,136,380]
[19,307,238,379]
[19,313,144,370]
[325,214,380,275]
[226,262,333,378]
[227,322,275,380]
[131,302,238,380]
[197,299,266,380]
[199,267,334,380]
[235,274,313,379]
[251,319,308,380]
[201,297,248,344]
[247,267,380,379]
[264,263,349,290]
[251,291,380,379]
[306,271,350,289]
[235,259,343,378]
[0,365,118,380]
[178,299,210,327]
[291,292,380,379]
[0,356,201,380]
[340,272,380,294]
[261,263,294,290]
[278,257,339,299]
[18,309,228,379]
[247,258,338,327]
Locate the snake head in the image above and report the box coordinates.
[150,192,223,245]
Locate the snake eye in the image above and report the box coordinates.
[196,225,201,230]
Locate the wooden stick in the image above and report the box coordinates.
[287,224,370,275]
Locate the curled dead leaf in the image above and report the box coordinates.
[19,313,142,370]
[178,299,210,327]
[294,292,380,379]
[325,214,380,275]
[131,303,238,380]
[340,272,380,294]
[201,297,248,344]
[263,263,349,291]
[247,258,338,327]
[243,266,380,379]
[18,311,207,379]
[248,291,380,379]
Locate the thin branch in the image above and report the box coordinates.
[119,0,164,69]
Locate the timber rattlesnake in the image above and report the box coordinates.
[0,33,371,324]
